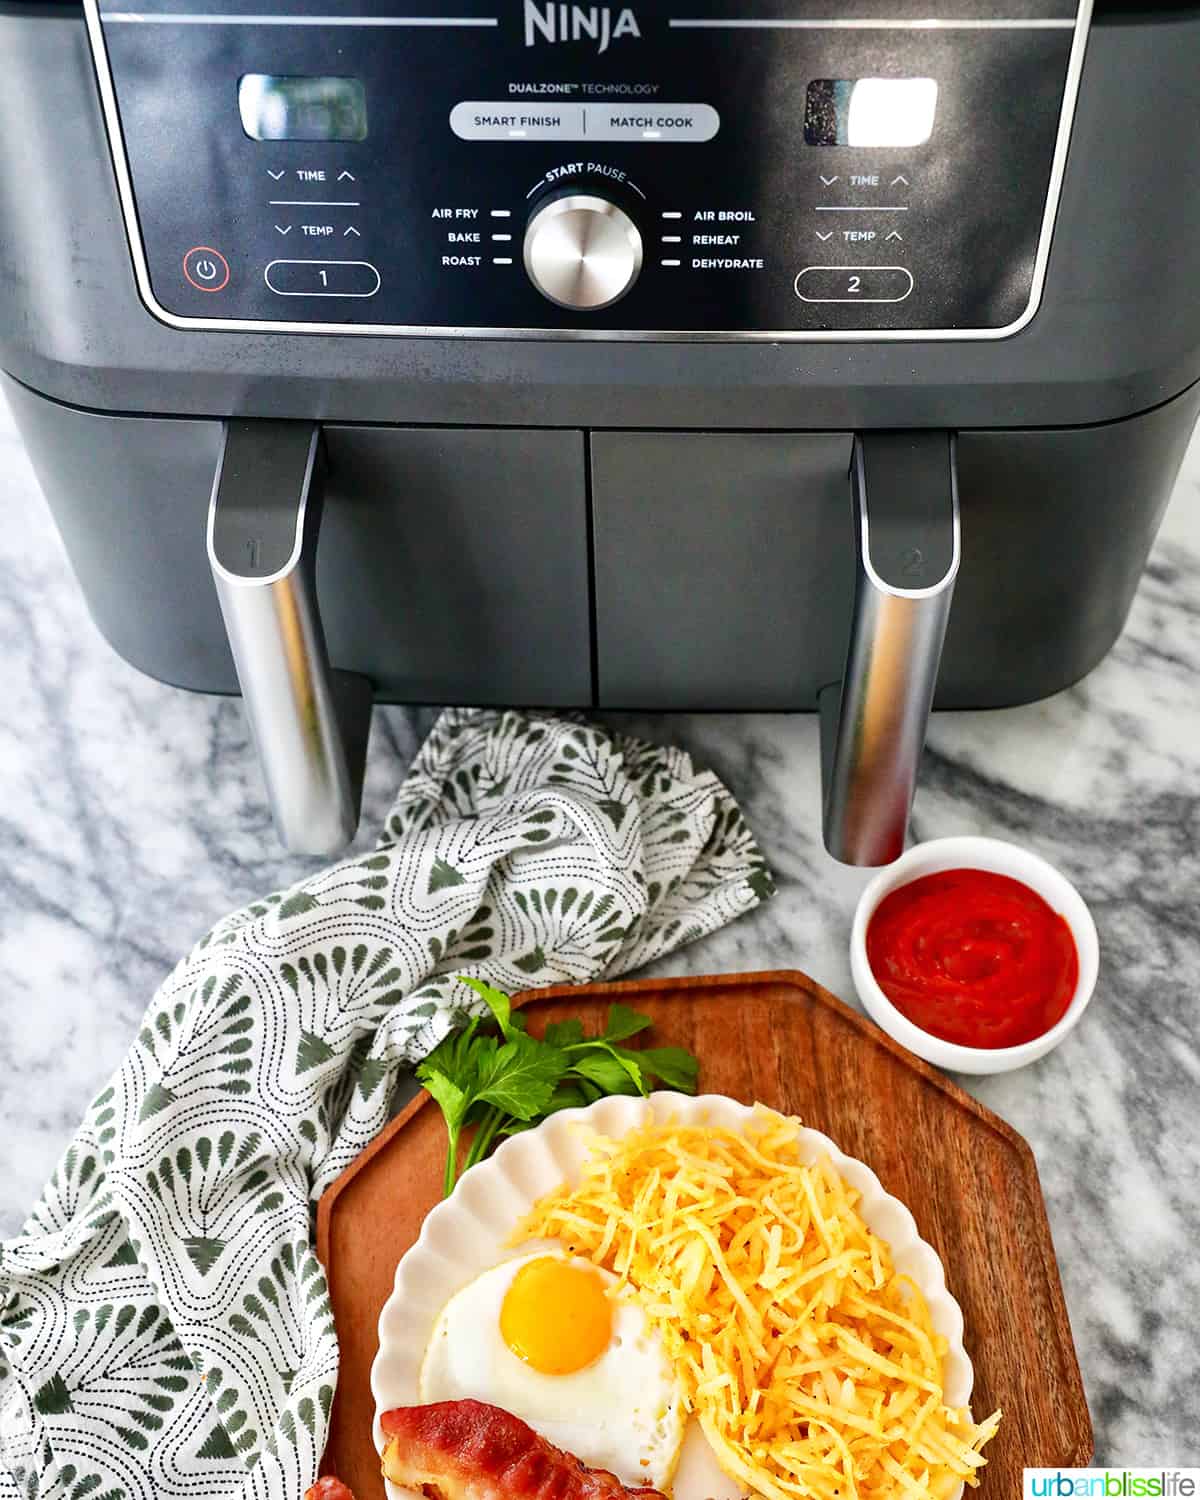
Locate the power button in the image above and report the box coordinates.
[183,246,230,292]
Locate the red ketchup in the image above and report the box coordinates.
[866,868,1078,1049]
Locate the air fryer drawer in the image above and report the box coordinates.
[320,426,591,704]
[591,432,855,709]
[3,376,593,706]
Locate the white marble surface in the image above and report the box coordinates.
[2,388,1199,1467]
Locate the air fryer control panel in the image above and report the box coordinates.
[87,0,1090,338]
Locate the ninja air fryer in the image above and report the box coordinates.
[2,0,1198,863]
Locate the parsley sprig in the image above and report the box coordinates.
[417,978,699,1196]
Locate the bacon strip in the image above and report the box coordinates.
[380,1400,667,1500]
[305,1478,356,1500]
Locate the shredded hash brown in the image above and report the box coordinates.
[513,1108,1000,1500]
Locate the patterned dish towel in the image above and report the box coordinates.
[0,709,772,1500]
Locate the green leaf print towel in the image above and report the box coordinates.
[0,708,773,1500]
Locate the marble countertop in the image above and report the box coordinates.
[3,389,1199,1469]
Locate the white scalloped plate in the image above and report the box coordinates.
[371,1093,974,1500]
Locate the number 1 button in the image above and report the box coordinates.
[264,260,381,297]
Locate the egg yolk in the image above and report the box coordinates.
[500,1257,613,1375]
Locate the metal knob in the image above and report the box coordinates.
[523,193,642,311]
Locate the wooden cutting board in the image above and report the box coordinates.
[315,970,1092,1498]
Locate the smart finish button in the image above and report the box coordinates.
[183,246,230,292]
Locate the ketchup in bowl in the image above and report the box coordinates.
[865,869,1079,1049]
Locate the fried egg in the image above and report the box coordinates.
[419,1250,686,1490]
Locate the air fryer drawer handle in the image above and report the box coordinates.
[820,431,960,866]
[207,419,372,855]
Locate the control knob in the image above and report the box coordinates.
[523,194,642,311]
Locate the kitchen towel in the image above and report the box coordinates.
[0,708,773,1500]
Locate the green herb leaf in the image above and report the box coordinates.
[627,1045,700,1093]
[544,1018,585,1048]
[601,1003,654,1043]
[569,1049,645,1097]
[547,1082,594,1113]
[501,1081,593,1135]
[421,985,701,1195]
[416,1017,485,1115]
[415,1067,471,1131]
[457,976,520,1039]
[475,1035,566,1121]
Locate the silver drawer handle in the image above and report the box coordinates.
[207,419,372,855]
[821,431,960,866]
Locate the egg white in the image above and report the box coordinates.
[419,1250,686,1490]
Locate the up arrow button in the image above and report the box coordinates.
[338,170,357,182]
[890,174,910,187]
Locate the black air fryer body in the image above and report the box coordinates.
[2,0,1199,856]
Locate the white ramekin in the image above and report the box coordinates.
[850,836,1099,1075]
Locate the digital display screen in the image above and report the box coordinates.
[804,78,938,148]
[238,75,368,142]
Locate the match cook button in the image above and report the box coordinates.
[582,103,720,142]
[183,245,230,292]
[264,259,381,297]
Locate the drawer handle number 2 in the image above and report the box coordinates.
[846,275,861,294]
